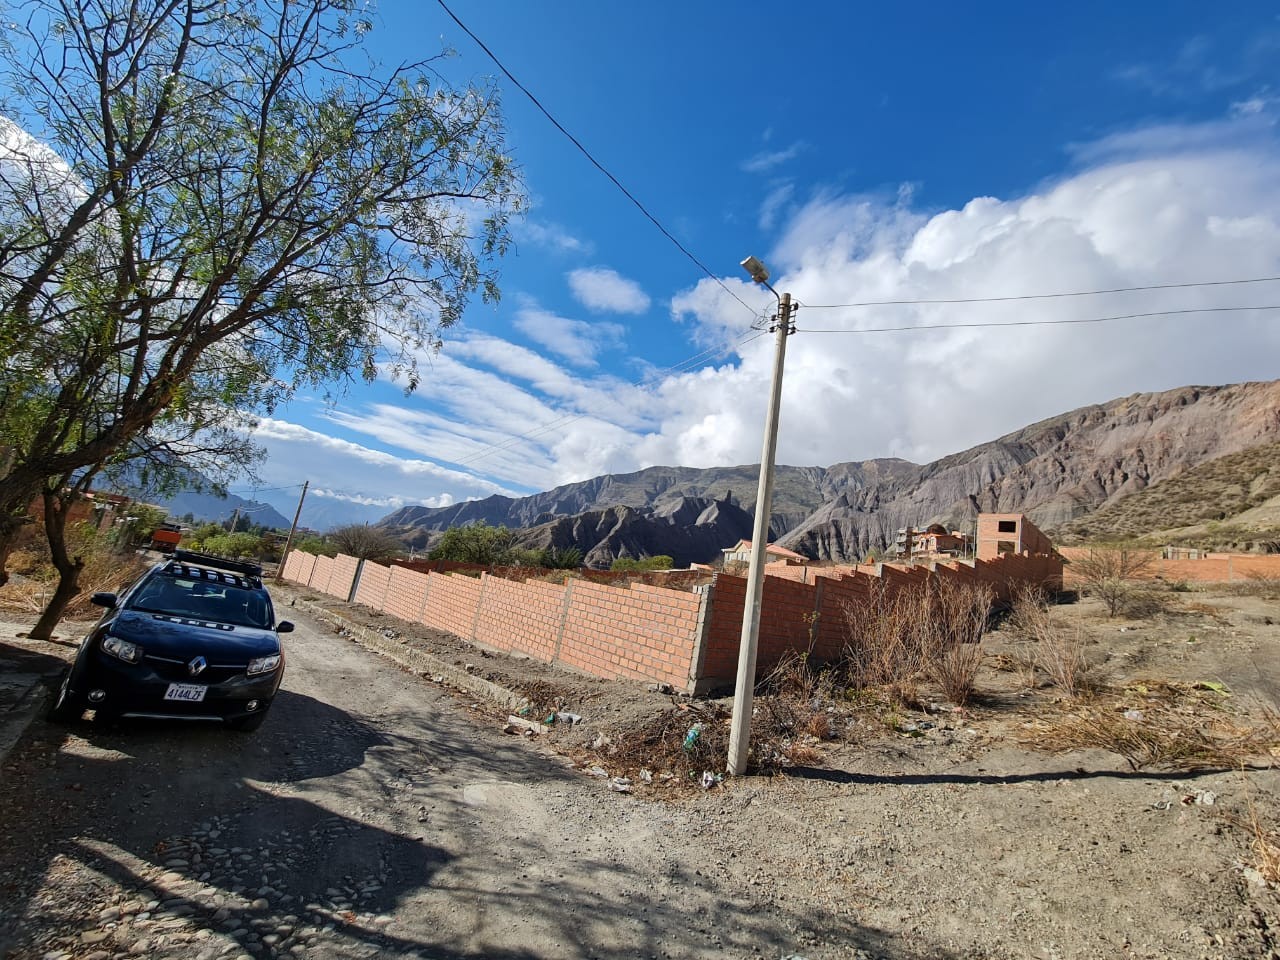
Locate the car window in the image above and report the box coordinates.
[131,572,274,628]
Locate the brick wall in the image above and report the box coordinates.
[420,571,485,641]
[383,565,429,623]
[473,574,565,661]
[323,554,360,602]
[282,551,315,585]
[557,580,702,690]
[310,555,335,594]
[281,547,1065,694]
[353,561,392,609]
[1058,546,1280,585]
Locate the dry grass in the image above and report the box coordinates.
[587,655,848,788]
[842,579,994,707]
[1222,573,1280,601]
[1021,687,1279,771]
[0,525,148,621]
[1244,797,1280,885]
[1008,588,1098,696]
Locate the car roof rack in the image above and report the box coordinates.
[171,550,264,580]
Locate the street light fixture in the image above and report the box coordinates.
[726,256,794,776]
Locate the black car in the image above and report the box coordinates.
[49,550,292,732]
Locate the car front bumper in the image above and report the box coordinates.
[70,648,283,722]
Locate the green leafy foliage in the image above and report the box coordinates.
[429,522,516,565]
[0,0,524,584]
[610,555,674,572]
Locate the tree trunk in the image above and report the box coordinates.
[27,488,85,642]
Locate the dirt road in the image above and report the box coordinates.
[0,607,866,960]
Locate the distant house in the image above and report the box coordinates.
[896,523,970,560]
[722,539,807,565]
[975,513,1058,560]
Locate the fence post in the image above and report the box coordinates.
[686,580,716,695]
[348,559,365,605]
[552,578,576,661]
[469,572,491,643]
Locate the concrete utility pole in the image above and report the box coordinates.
[276,480,309,582]
[727,256,795,776]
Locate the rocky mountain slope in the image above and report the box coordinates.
[1056,439,1280,548]
[380,380,1280,566]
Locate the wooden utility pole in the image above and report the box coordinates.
[275,480,309,582]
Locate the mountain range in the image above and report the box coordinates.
[378,380,1280,567]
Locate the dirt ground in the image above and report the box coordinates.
[2,576,1278,958]
[288,580,1280,959]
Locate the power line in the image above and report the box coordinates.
[227,483,304,496]
[797,275,1280,309]
[800,303,1280,334]
[434,0,760,321]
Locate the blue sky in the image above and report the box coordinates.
[243,1,1280,529]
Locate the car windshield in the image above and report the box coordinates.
[131,571,273,629]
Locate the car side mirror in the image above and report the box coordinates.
[91,592,117,609]
[275,621,294,633]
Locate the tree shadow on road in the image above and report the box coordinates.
[0,686,963,960]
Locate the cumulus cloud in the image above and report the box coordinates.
[662,131,1280,469]
[567,267,651,314]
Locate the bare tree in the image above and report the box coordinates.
[0,0,523,585]
[328,523,404,563]
[1070,546,1156,617]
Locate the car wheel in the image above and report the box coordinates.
[228,710,268,733]
[46,670,83,723]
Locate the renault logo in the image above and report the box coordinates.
[187,656,207,677]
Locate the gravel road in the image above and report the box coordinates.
[0,605,857,960]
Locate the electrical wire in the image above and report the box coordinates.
[227,483,305,495]
[800,304,1280,334]
[434,0,761,321]
[797,275,1280,309]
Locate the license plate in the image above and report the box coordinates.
[164,683,208,703]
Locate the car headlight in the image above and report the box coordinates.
[246,654,281,676]
[102,635,142,664]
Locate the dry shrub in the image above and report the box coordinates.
[756,652,841,743]
[1023,703,1279,771]
[593,659,841,785]
[511,678,573,718]
[1224,573,1280,600]
[843,579,993,706]
[1009,586,1096,696]
[1070,545,1156,617]
[843,583,927,694]
[926,580,992,706]
[593,701,732,787]
[0,523,148,620]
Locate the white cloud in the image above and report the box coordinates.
[516,219,592,255]
[510,300,624,367]
[660,128,1280,470]
[758,181,795,231]
[253,116,1280,524]
[742,142,806,174]
[567,266,651,314]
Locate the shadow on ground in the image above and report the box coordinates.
[0,683,962,960]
